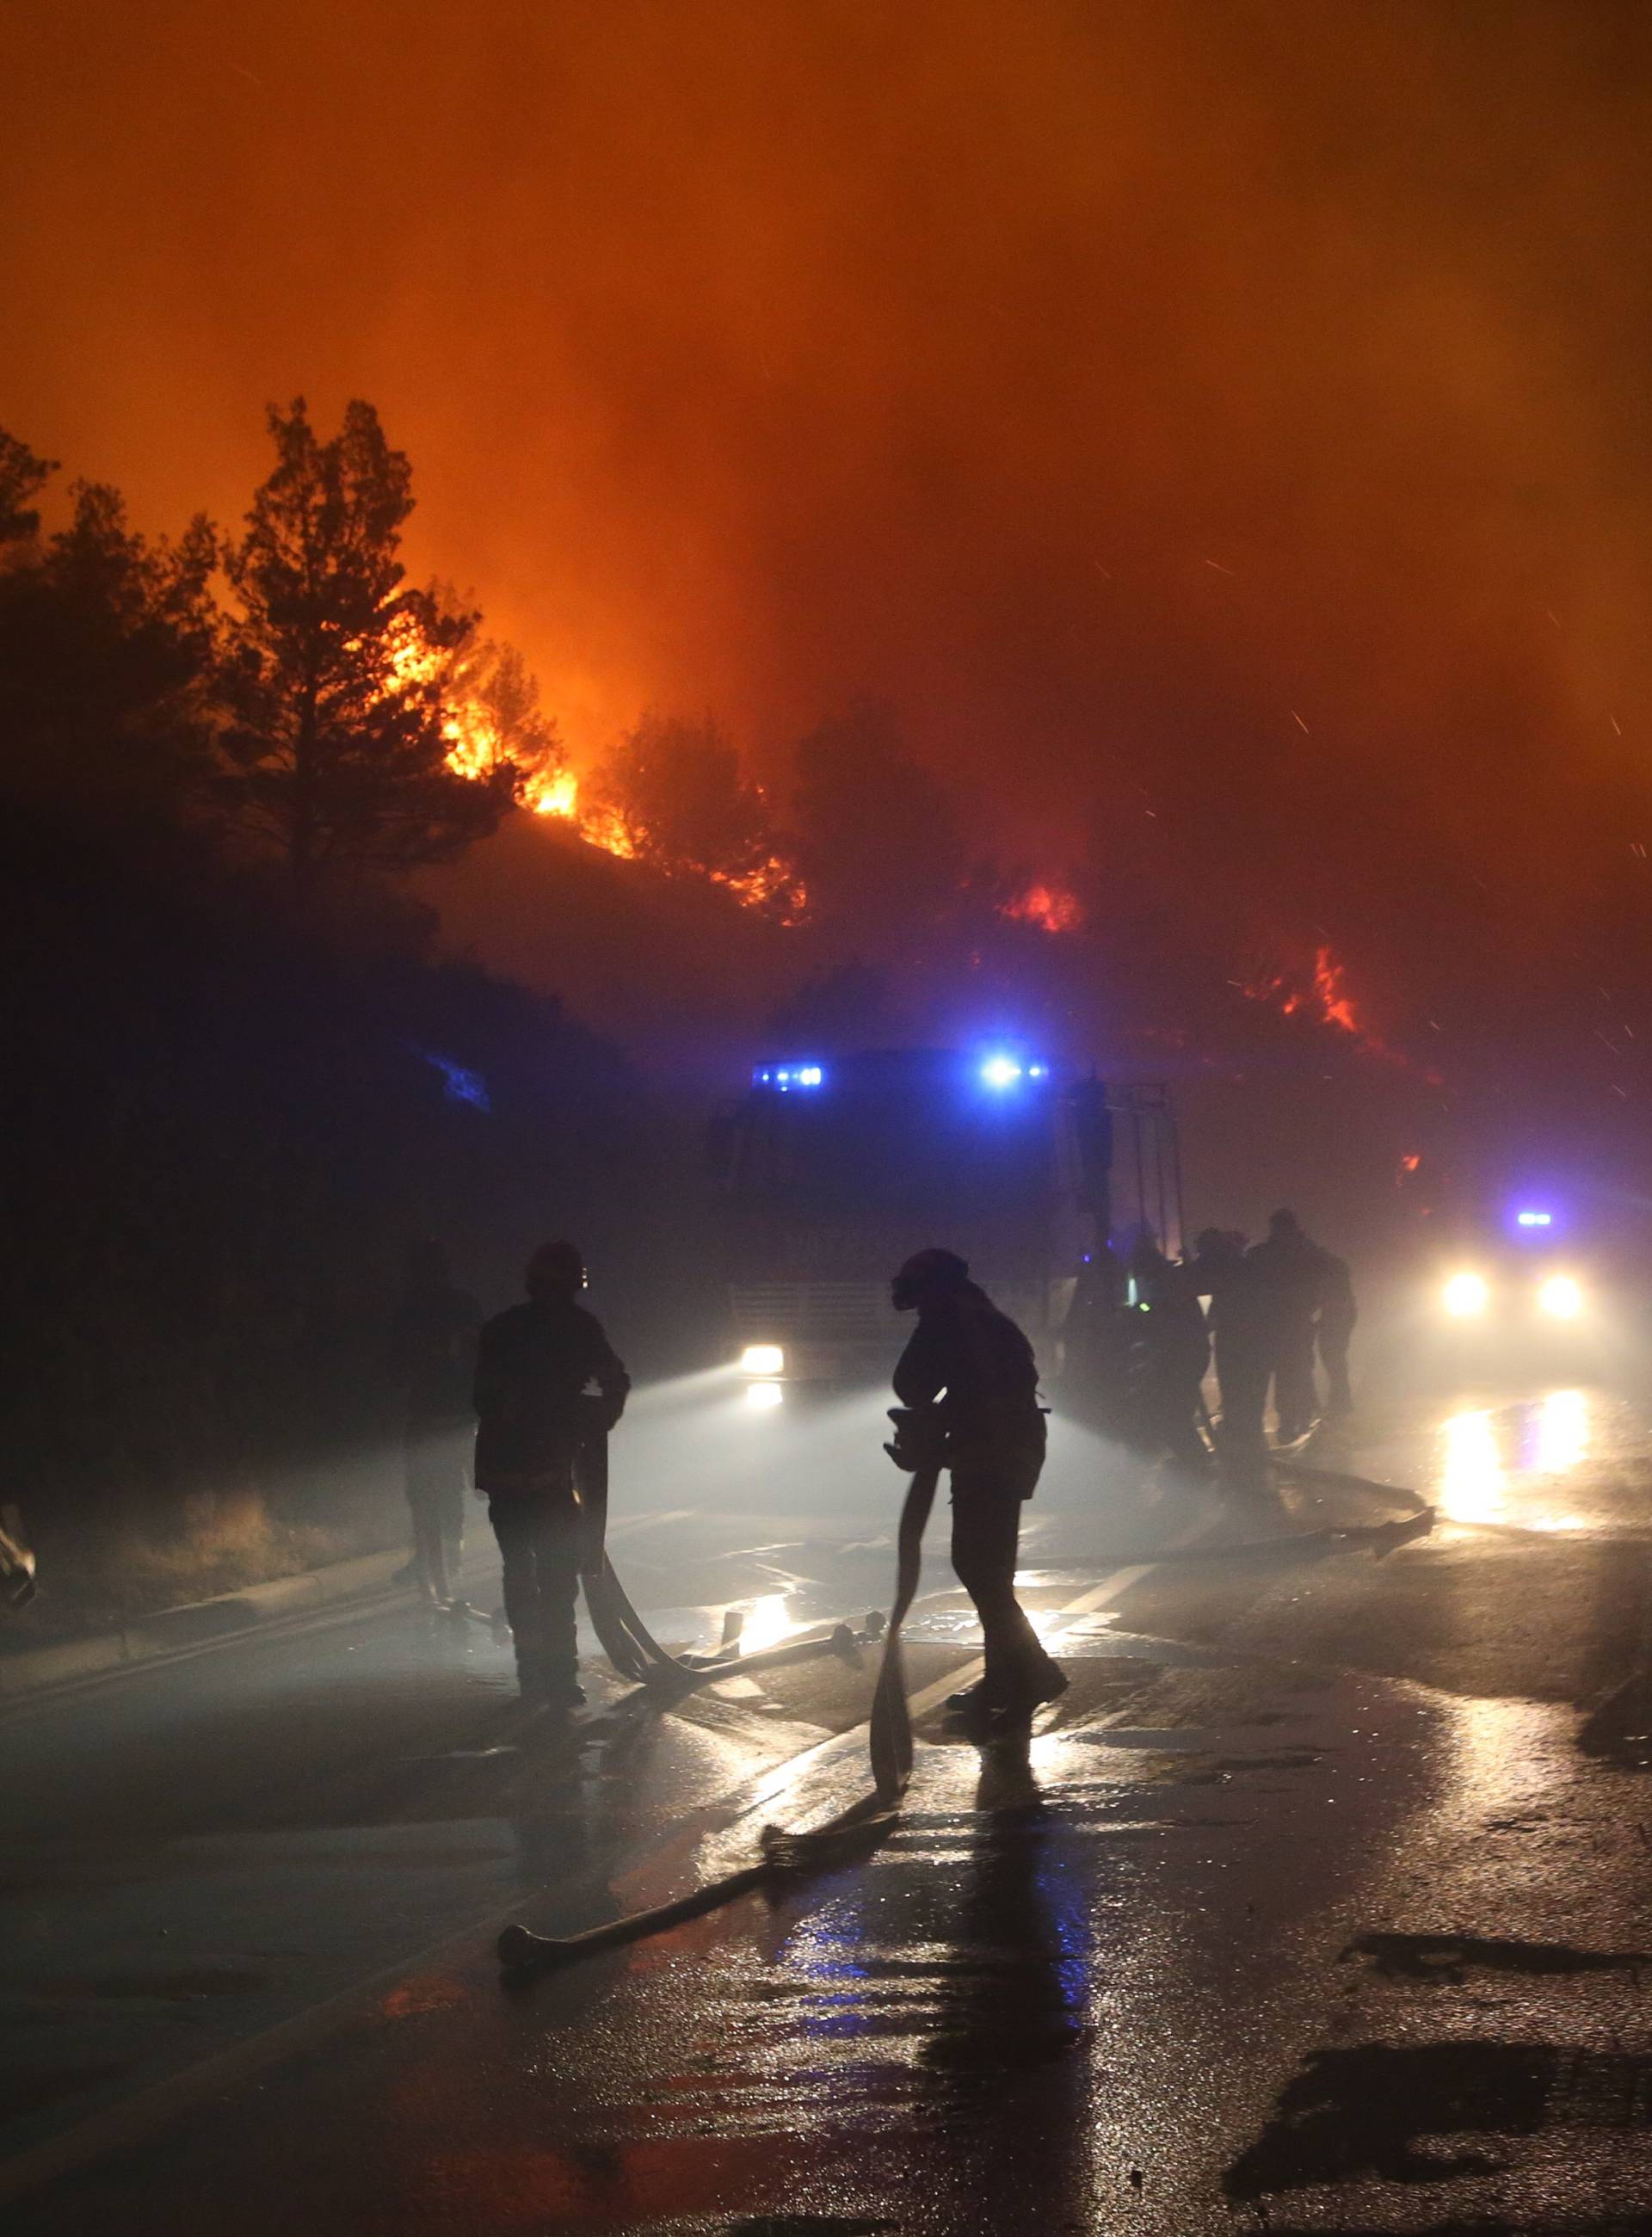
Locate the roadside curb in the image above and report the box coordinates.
[0,1549,410,1702]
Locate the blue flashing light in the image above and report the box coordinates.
[754,1061,825,1092]
[1516,1209,1553,1229]
[979,1052,1051,1090]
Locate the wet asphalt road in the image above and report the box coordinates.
[3,1362,1650,2233]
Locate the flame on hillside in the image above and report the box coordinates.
[385,612,801,915]
[385,610,578,821]
[1310,945,1361,1035]
[1241,942,1402,1063]
[1001,881,1085,934]
[528,767,580,818]
[558,787,635,855]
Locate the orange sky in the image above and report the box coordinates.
[4,1,1652,979]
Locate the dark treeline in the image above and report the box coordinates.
[2,814,644,1571]
[0,408,658,1611]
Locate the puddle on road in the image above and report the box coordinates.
[1226,2038,1652,2203]
[1345,1931,1651,1983]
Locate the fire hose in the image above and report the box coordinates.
[496,1409,942,1981]
[494,1417,1445,1980]
[571,1420,882,1683]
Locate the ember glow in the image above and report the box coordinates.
[1001,882,1085,935]
[1241,941,1407,1067]
[1310,946,1361,1038]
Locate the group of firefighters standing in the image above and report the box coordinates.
[1074,1208,1357,1497]
[387,1212,1353,1732]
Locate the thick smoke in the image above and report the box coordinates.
[4,0,1651,1056]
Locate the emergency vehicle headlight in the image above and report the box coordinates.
[980,1054,1023,1088]
[745,1380,784,1410]
[1537,1274,1583,1321]
[1442,1272,1489,1318]
[740,1343,786,1377]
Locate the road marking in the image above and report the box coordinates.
[900,1559,1161,1721]
[605,1507,695,1540]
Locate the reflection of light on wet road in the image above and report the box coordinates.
[1434,1390,1603,1534]
[1439,1408,1504,1525]
[735,1591,794,1655]
[1533,1388,1589,1475]
[1447,1692,1557,1822]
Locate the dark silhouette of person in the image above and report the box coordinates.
[1125,1236,1212,1472]
[389,1241,482,1609]
[1316,1249,1357,1417]
[891,1247,1063,1724]
[472,1241,630,1709]
[1060,1241,1131,1433]
[1190,1228,1273,1501]
[1246,1208,1328,1442]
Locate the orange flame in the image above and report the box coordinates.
[1240,942,1404,1063]
[385,611,577,821]
[1001,881,1084,934]
[385,612,803,915]
[529,767,580,818]
[1310,945,1361,1036]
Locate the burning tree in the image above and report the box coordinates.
[416,602,573,818]
[217,400,518,884]
[589,711,803,917]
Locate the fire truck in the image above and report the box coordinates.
[710,1046,1182,1397]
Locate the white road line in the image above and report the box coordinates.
[902,1558,1163,1719]
[605,1507,695,1539]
